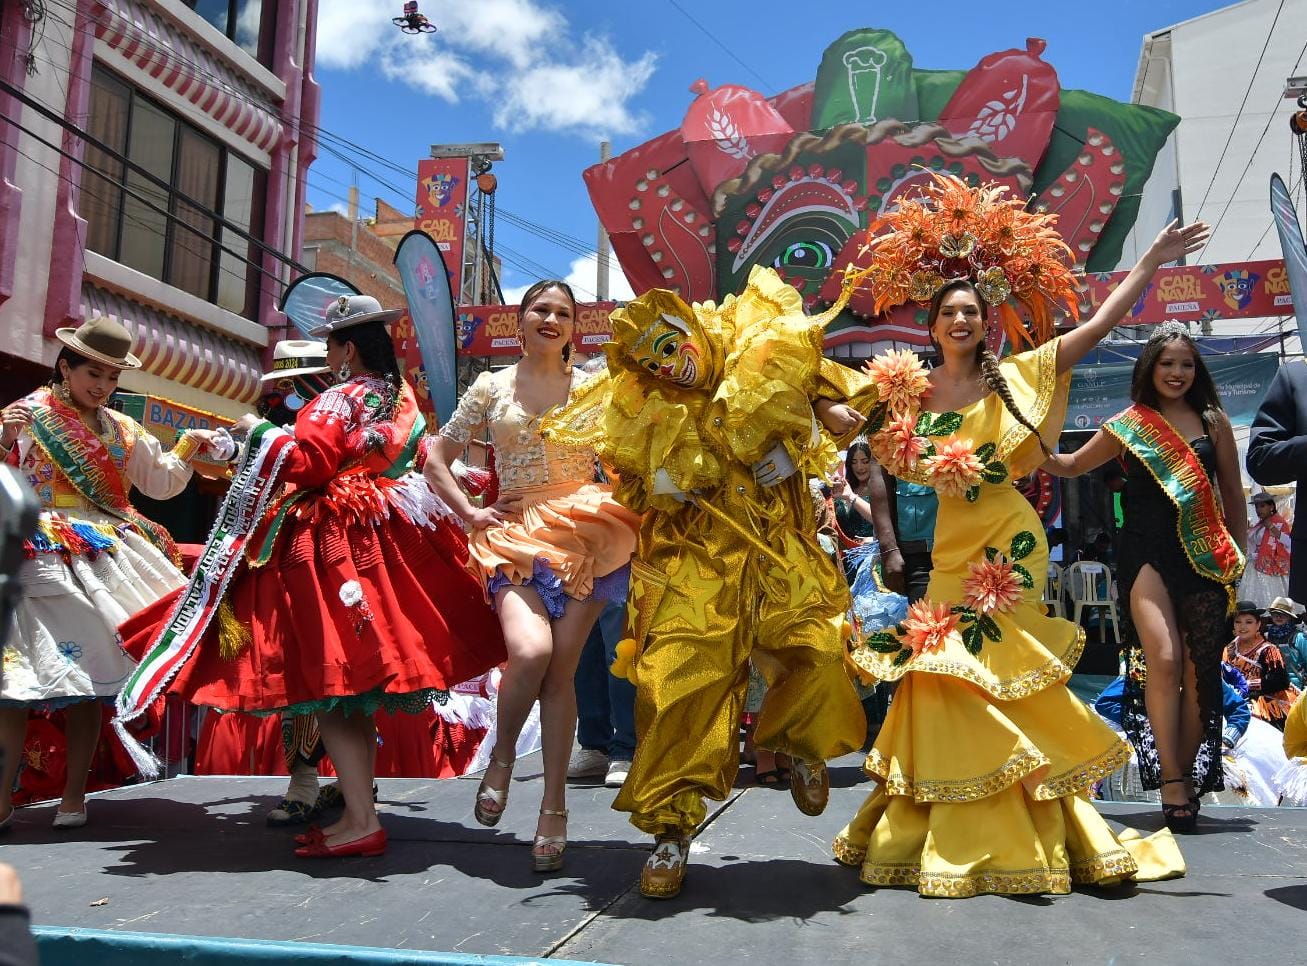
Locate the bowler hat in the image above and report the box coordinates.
[54,316,142,369]
[307,295,402,338]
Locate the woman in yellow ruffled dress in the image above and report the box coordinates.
[836,175,1209,897]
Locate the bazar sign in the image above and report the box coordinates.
[456,302,617,356]
[1079,259,1291,324]
[112,393,223,469]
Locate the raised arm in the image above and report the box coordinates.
[1208,410,1248,551]
[1040,429,1121,478]
[1056,220,1210,374]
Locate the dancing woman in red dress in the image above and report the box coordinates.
[119,297,505,858]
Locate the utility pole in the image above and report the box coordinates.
[596,140,611,300]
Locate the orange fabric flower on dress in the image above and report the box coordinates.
[901,599,960,657]
[870,415,929,476]
[864,348,930,417]
[923,436,985,498]
[963,554,1025,615]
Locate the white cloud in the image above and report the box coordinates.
[502,254,635,305]
[314,1,656,140]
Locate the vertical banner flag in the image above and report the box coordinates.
[394,230,459,426]
[416,158,469,301]
[1270,173,1307,348]
[279,272,360,337]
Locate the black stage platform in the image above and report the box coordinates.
[3,753,1306,964]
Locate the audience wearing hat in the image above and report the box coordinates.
[1239,492,1292,607]
[1264,596,1307,691]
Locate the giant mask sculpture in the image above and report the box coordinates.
[585,29,1178,353]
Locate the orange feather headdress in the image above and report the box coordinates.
[847,173,1080,348]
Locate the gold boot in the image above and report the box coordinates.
[639,834,690,899]
[789,760,829,816]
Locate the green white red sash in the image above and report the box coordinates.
[1103,403,1244,586]
[113,424,294,777]
[25,387,181,565]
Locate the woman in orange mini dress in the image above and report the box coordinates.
[425,279,639,873]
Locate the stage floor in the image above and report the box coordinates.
[3,753,1306,964]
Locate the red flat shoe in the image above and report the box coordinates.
[295,828,387,859]
[294,825,326,846]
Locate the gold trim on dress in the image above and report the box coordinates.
[831,834,866,868]
[851,624,1087,699]
[1069,849,1138,884]
[866,746,1049,803]
[856,863,1074,897]
[1038,739,1133,800]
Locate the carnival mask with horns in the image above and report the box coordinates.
[609,290,720,390]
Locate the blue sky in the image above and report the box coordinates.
[309,0,1235,303]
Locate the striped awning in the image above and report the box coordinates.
[81,284,262,404]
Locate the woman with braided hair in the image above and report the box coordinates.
[836,173,1210,896]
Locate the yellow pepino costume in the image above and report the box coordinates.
[545,266,874,875]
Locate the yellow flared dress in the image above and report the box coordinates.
[836,337,1185,897]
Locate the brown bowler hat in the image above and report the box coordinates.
[55,316,142,369]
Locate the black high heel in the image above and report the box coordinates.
[1160,778,1197,834]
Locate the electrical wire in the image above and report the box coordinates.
[1190,0,1286,224]
[27,2,622,291]
[1196,31,1307,260]
[664,0,777,94]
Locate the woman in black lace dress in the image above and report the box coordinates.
[1044,326,1245,832]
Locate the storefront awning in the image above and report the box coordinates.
[81,284,262,406]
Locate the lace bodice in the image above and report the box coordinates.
[439,367,599,492]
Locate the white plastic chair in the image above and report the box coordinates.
[1043,562,1065,618]
[1066,560,1121,644]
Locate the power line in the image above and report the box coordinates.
[0,76,308,274]
[1197,31,1307,260]
[664,0,777,94]
[27,4,624,289]
[1190,0,1286,224]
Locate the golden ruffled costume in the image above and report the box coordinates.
[545,266,873,836]
[836,337,1185,896]
[438,366,638,611]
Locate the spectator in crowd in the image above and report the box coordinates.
[1225,601,1301,730]
[833,440,903,592]
[883,476,937,603]
[569,600,635,788]
[1264,597,1307,690]
[1239,492,1291,607]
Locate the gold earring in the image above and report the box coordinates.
[53,380,72,404]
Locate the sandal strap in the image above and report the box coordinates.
[533,835,567,848]
[539,808,569,817]
[1160,778,1189,786]
[489,755,515,770]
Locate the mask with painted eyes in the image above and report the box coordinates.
[611,290,719,390]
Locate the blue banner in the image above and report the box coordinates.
[394,230,459,425]
[1066,352,1281,432]
[1271,173,1307,350]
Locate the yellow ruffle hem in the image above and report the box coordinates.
[836,337,1185,896]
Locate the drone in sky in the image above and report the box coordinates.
[393,2,437,34]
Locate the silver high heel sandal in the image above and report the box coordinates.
[473,756,514,827]
[532,808,568,873]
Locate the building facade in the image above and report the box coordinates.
[1120,0,1306,341]
[0,0,321,418]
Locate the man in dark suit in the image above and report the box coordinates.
[1247,362,1307,601]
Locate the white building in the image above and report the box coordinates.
[1121,0,1306,344]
